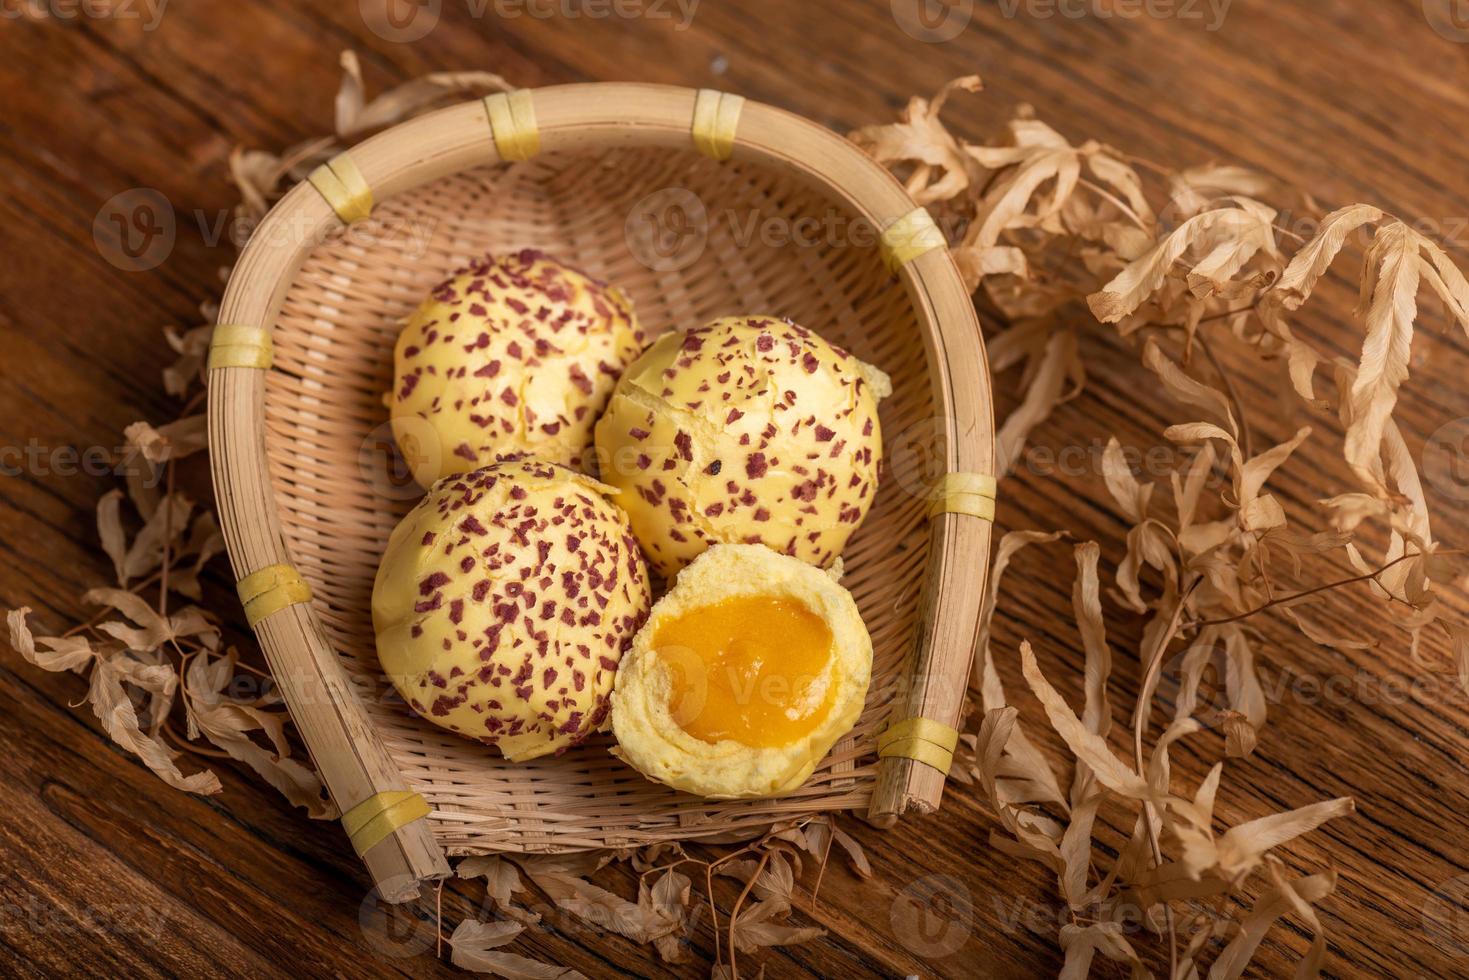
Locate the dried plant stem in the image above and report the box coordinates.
[706,861,722,966]
[1195,328,1253,460]
[163,719,230,758]
[1186,551,1433,630]
[159,460,175,621]
[809,827,835,908]
[1080,177,1151,232]
[727,851,770,980]
[1135,577,1199,980]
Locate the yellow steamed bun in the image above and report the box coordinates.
[610,543,872,798]
[593,315,889,577]
[372,458,651,760]
[391,250,645,486]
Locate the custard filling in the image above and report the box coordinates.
[654,595,835,747]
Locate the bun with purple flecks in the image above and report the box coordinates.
[390,250,645,487]
[593,315,890,578]
[372,457,651,760]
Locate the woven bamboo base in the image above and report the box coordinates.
[269,146,936,853]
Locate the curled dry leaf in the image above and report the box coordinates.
[449,919,585,980]
[336,50,513,139]
[184,650,335,817]
[460,855,540,924]
[729,899,825,954]
[847,76,984,206]
[8,608,96,673]
[90,651,221,795]
[516,861,665,945]
[124,416,208,465]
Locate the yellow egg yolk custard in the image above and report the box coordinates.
[655,595,835,748]
[611,544,871,799]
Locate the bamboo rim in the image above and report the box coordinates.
[207,83,995,901]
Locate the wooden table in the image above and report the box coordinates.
[3,1,1468,975]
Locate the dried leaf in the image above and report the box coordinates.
[1059,921,1146,980]
[185,651,334,818]
[97,489,128,585]
[1344,222,1419,495]
[997,327,1083,476]
[336,50,512,138]
[7,608,97,672]
[730,899,824,953]
[124,416,208,464]
[1208,864,1336,979]
[518,865,660,945]
[848,76,984,205]
[1210,799,1354,880]
[461,855,537,922]
[1020,642,1152,799]
[90,654,221,795]
[449,919,585,979]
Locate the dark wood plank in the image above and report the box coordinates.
[1,1,1468,976]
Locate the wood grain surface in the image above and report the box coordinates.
[2,1,1468,976]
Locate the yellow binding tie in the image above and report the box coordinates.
[484,89,541,161]
[691,89,744,162]
[928,472,997,522]
[236,563,313,629]
[879,207,945,273]
[307,153,373,225]
[878,716,959,775]
[207,324,273,371]
[342,790,433,856]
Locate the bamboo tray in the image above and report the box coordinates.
[207,83,995,902]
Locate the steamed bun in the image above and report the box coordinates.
[391,250,645,486]
[372,458,651,760]
[593,315,888,577]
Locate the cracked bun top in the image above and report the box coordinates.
[390,250,645,486]
[372,458,651,760]
[593,315,889,578]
